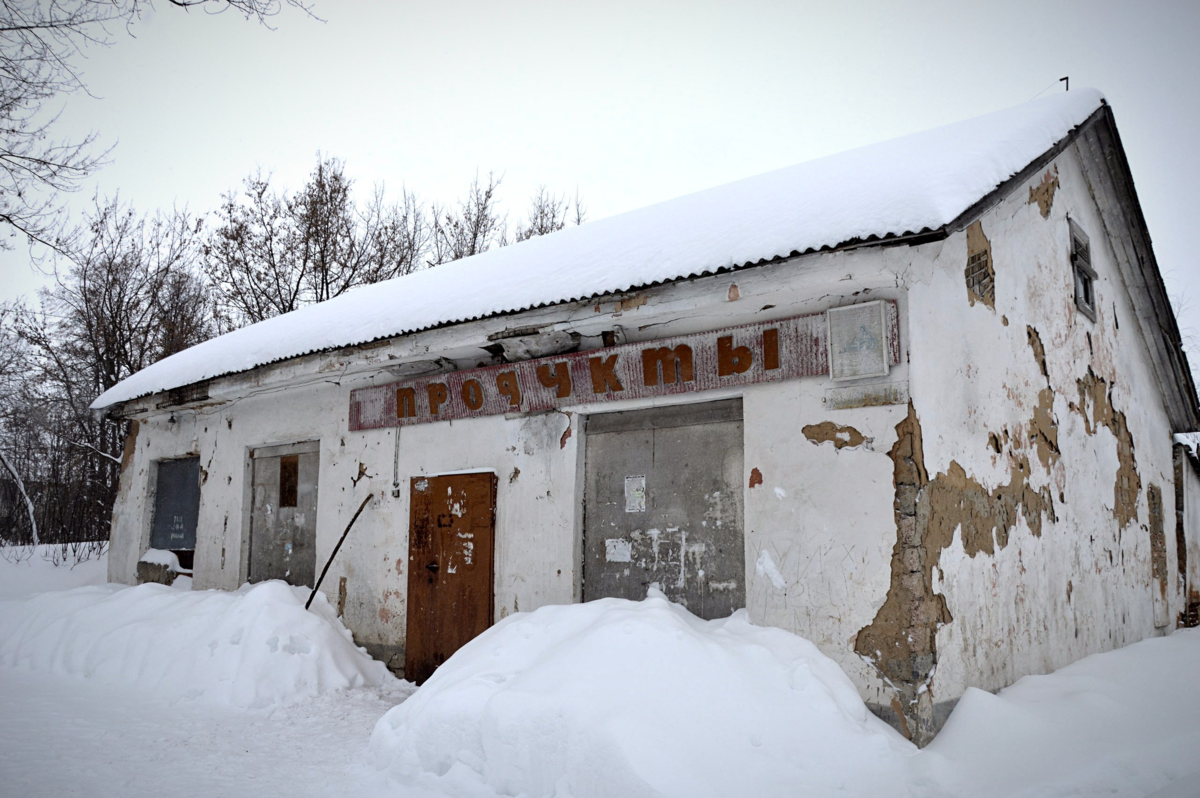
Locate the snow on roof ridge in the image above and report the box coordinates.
[93,89,1106,410]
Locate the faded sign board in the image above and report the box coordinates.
[248,441,319,587]
[828,300,890,381]
[349,303,900,430]
[583,399,745,619]
[149,456,200,551]
[405,471,497,684]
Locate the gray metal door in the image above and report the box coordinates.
[150,457,200,551]
[249,441,320,587]
[583,399,745,618]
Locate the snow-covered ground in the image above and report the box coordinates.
[1,545,1198,797]
[0,546,108,598]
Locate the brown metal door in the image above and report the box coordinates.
[405,472,497,684]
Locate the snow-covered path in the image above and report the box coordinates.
[0,667,426,798]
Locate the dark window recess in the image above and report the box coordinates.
[279,455,299,508]
[965,249,994,304]
[1069,219,1097,321]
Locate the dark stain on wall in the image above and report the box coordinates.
[1148,484,1168,604]
[1070,368,1141,528]
[748,467,763,489]
[1026,327,1060,470]
[802,421,866,450]
[1027,166,1060,219]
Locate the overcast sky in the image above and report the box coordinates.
[4,0,1200,353]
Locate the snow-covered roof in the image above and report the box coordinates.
[93,89,1106,410]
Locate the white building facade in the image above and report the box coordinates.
[98,91,1200,744]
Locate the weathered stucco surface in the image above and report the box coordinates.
[887,141,1190,742]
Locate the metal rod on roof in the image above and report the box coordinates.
[306,493,373,611]
[1060,76,1069,91]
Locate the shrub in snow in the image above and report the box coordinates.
[0,580,392,708]
[370,590,914,797]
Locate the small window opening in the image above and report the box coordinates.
[1070,219,1097,321]
[280,455,299,508]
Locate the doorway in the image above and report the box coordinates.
[404,471,497,684]
[248,441,320,587]
[583,398,745,619]
[149,456,200,569]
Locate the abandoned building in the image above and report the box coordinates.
[95,88,1200,744]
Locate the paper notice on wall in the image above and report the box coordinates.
[827,301,889,381]
[625,476,646,513]
[605,538,633,562]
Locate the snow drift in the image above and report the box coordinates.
[0,580,392,708]
[919,627,1200,797]
[370,590,914,798]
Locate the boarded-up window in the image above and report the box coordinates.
[279,455,299,508]
[1070,219,1097,321]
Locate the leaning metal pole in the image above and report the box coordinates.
[306,492,373,611]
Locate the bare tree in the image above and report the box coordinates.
[0,0,314,253]
[514,186,586,242]
[204,170,305,326]
[358,183,427,285]
[204,156,429,326]
[429,171,508,265]
[0,198,212,549]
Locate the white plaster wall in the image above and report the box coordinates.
[905,143,1185,707]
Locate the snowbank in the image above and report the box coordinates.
[94,90,1104,409]
[371,590,914,797]
[920,627,1200,797]
[0,545,108,598]
[0,580,393,708]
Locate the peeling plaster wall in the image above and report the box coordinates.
[898,142,1185,740]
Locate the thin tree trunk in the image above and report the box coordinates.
[0,447,39,546]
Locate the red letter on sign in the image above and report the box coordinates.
[717,336,753,376]
[641,345,694,387]
[589,355,624,394]
[461,379,484,411]
[427,383,448,415]
[536,362,573,398]
[763,328,780,371]
[496,371,521,407]
[396,387,417,419]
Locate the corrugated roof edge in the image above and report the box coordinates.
[92,100,1110,414]
[91,222,954,415]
